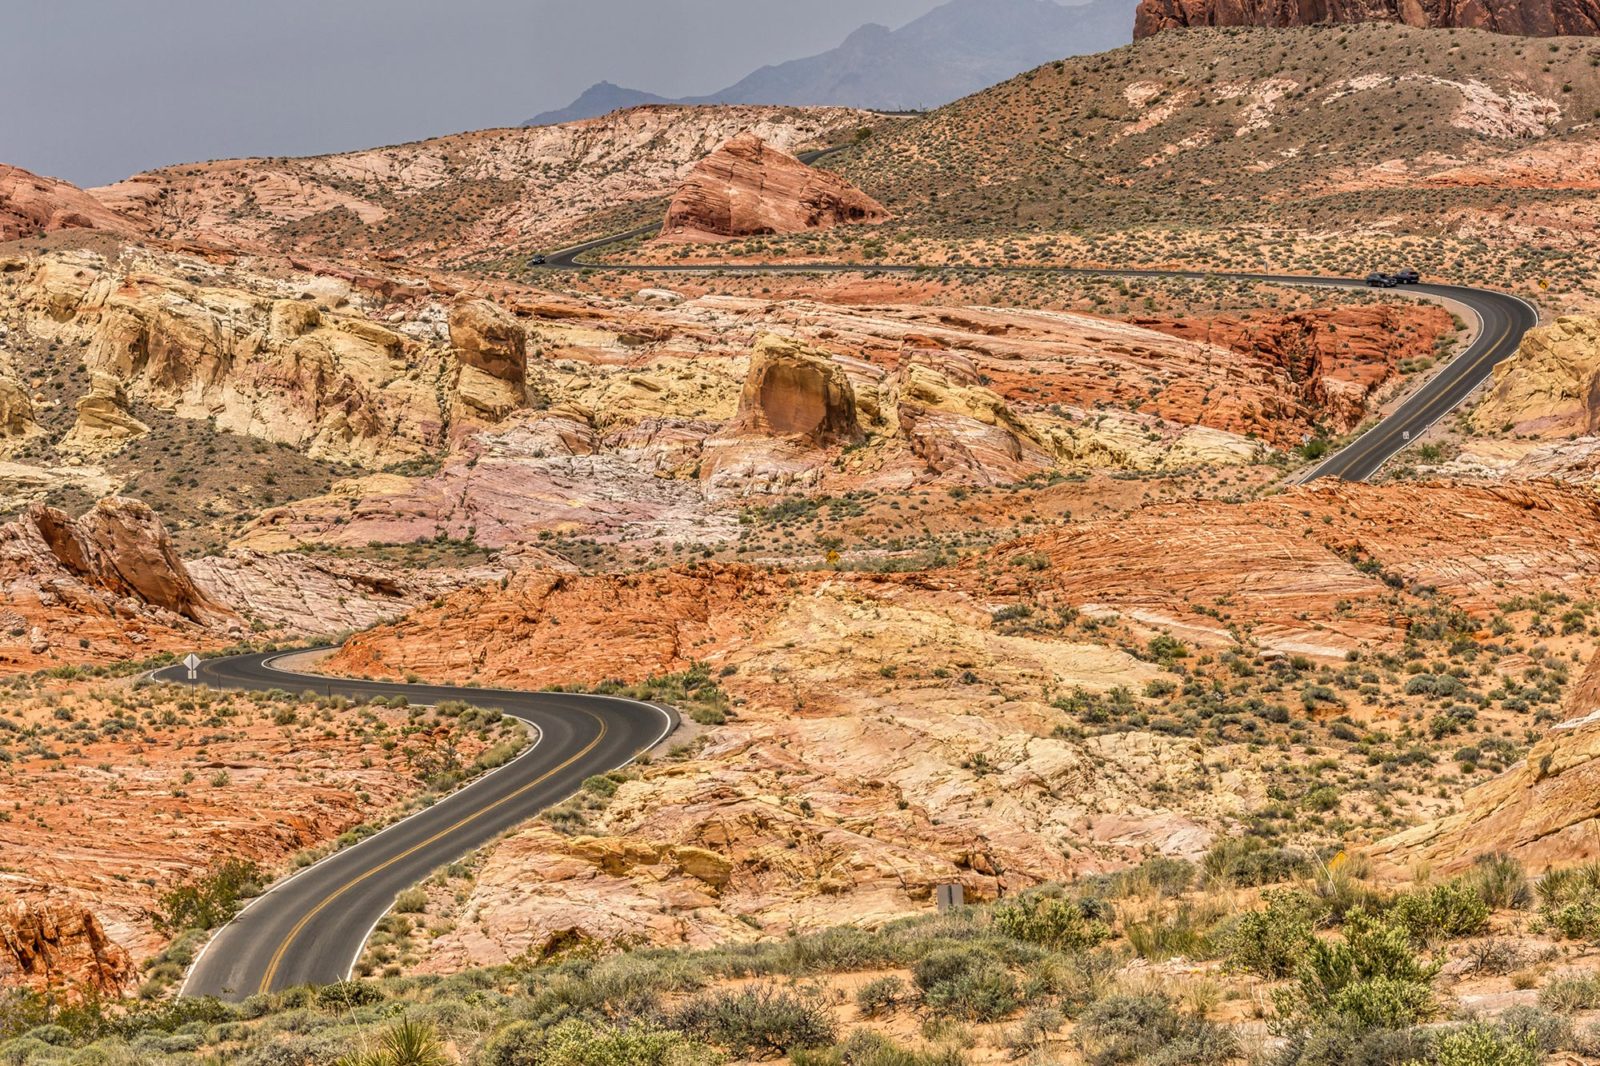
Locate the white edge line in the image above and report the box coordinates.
[170,652,680,995]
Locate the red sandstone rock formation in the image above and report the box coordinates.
[0,164,137,243]
[0,899,135,995]
[661,132,889,241]
[0,497,237,669]
[1133,0,1600,38]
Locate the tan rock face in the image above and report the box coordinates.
[0,899,134,995]
[0,164,137,243]
[0,352,41,453]
[1133,0,1600,40]
[661,132,890,241]
[1471,315,1600,438]
[450,298,527,422]
[728,334,861,444]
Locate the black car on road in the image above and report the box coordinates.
[530,254,547,266]
[1366,272,1398,288]
[1393,268,1420,284]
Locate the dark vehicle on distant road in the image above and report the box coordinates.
[1393,268,1420,284]
[1366,272,1398,288]
[530,254,547,266]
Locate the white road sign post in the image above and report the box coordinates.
[183,653,201,686]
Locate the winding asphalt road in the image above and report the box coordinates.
[164,152,1540,1000]
[155,651,674,1000]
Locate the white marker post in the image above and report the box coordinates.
[183,653,201,688]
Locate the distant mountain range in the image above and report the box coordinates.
[524,0,1138,126]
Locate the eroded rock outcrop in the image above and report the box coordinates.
[1471,315,1600,438]
[0,352,41,453]
[1133,0,1600,37]
[0,497,236,669]
[893,349,1054,485]
[450,298,527,422]
[59,371,149,456]
[0,164,137,243]
[0,899,134,994]
[661,132,890,241]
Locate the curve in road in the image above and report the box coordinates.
[168,168,1539,1000]
[549,230,1539,484]
[155,651,674,1001]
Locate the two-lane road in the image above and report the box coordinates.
[156,652,674,1000]
[171,198,1540,1000]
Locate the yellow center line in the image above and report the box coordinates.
[257,710,610,993]
[1340,319,1511,467]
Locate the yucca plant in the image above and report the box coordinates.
[336,1016,449,1066]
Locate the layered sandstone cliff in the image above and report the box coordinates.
[1133,0,1600,37]
[661,132,890,241]
[1471,315,1600,438]
[0,899,134,995]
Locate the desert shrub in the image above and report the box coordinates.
[1124,901,1224,961]
[1203,836,1312,887]
[1270,1022,1432,1066]
[149,857,263,934]
[1224,890,1321,979]
[1539,971,1600,1014]
[1386,879,1489,944]
[1286,913,1439,1030]
[990,892,1111,952]
[333,1016,448,1066]
[1074,994,1236,1066]
[485,1017,720,1066]
[1497,1005,1571,1053]
[315,982,385,1013]
[1424,1022,1538,1066]
[1537,861,1600,939]
[1465,853,1530,910]
[792,1031,965,1066]
[855,976,907,1019]
[912,947,1018,1023]
[670,985,835,1059]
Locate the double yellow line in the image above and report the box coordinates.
[257,712,608,993]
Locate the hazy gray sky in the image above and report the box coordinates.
[3,0,943,187]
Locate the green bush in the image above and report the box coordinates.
[149,857,264,934]
[1537,861,1600,939]
[1539,971,1600,1014]
[1386,880,1489,944]
[491,1018,721,1066]
[1224,890,1320,979]
[793,1031,964,1066]
[855,976,907,1018]
[1465,853,1530,911]
[1203,837,1312,887]
[1420,1023,1538,1066]
[990,892,1111,951]
[670,985,835,1059]
[1286,913,1439,1030]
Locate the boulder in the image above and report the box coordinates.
[727,334,862,445]
[661,132,890,241]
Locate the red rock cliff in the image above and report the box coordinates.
[1133,0,1600,38]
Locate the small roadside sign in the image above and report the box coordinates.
[184,653,201,681]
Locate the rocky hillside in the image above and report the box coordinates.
[88,106,871,270]
[831,23,1600,239]
[1135,0,1600,38]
